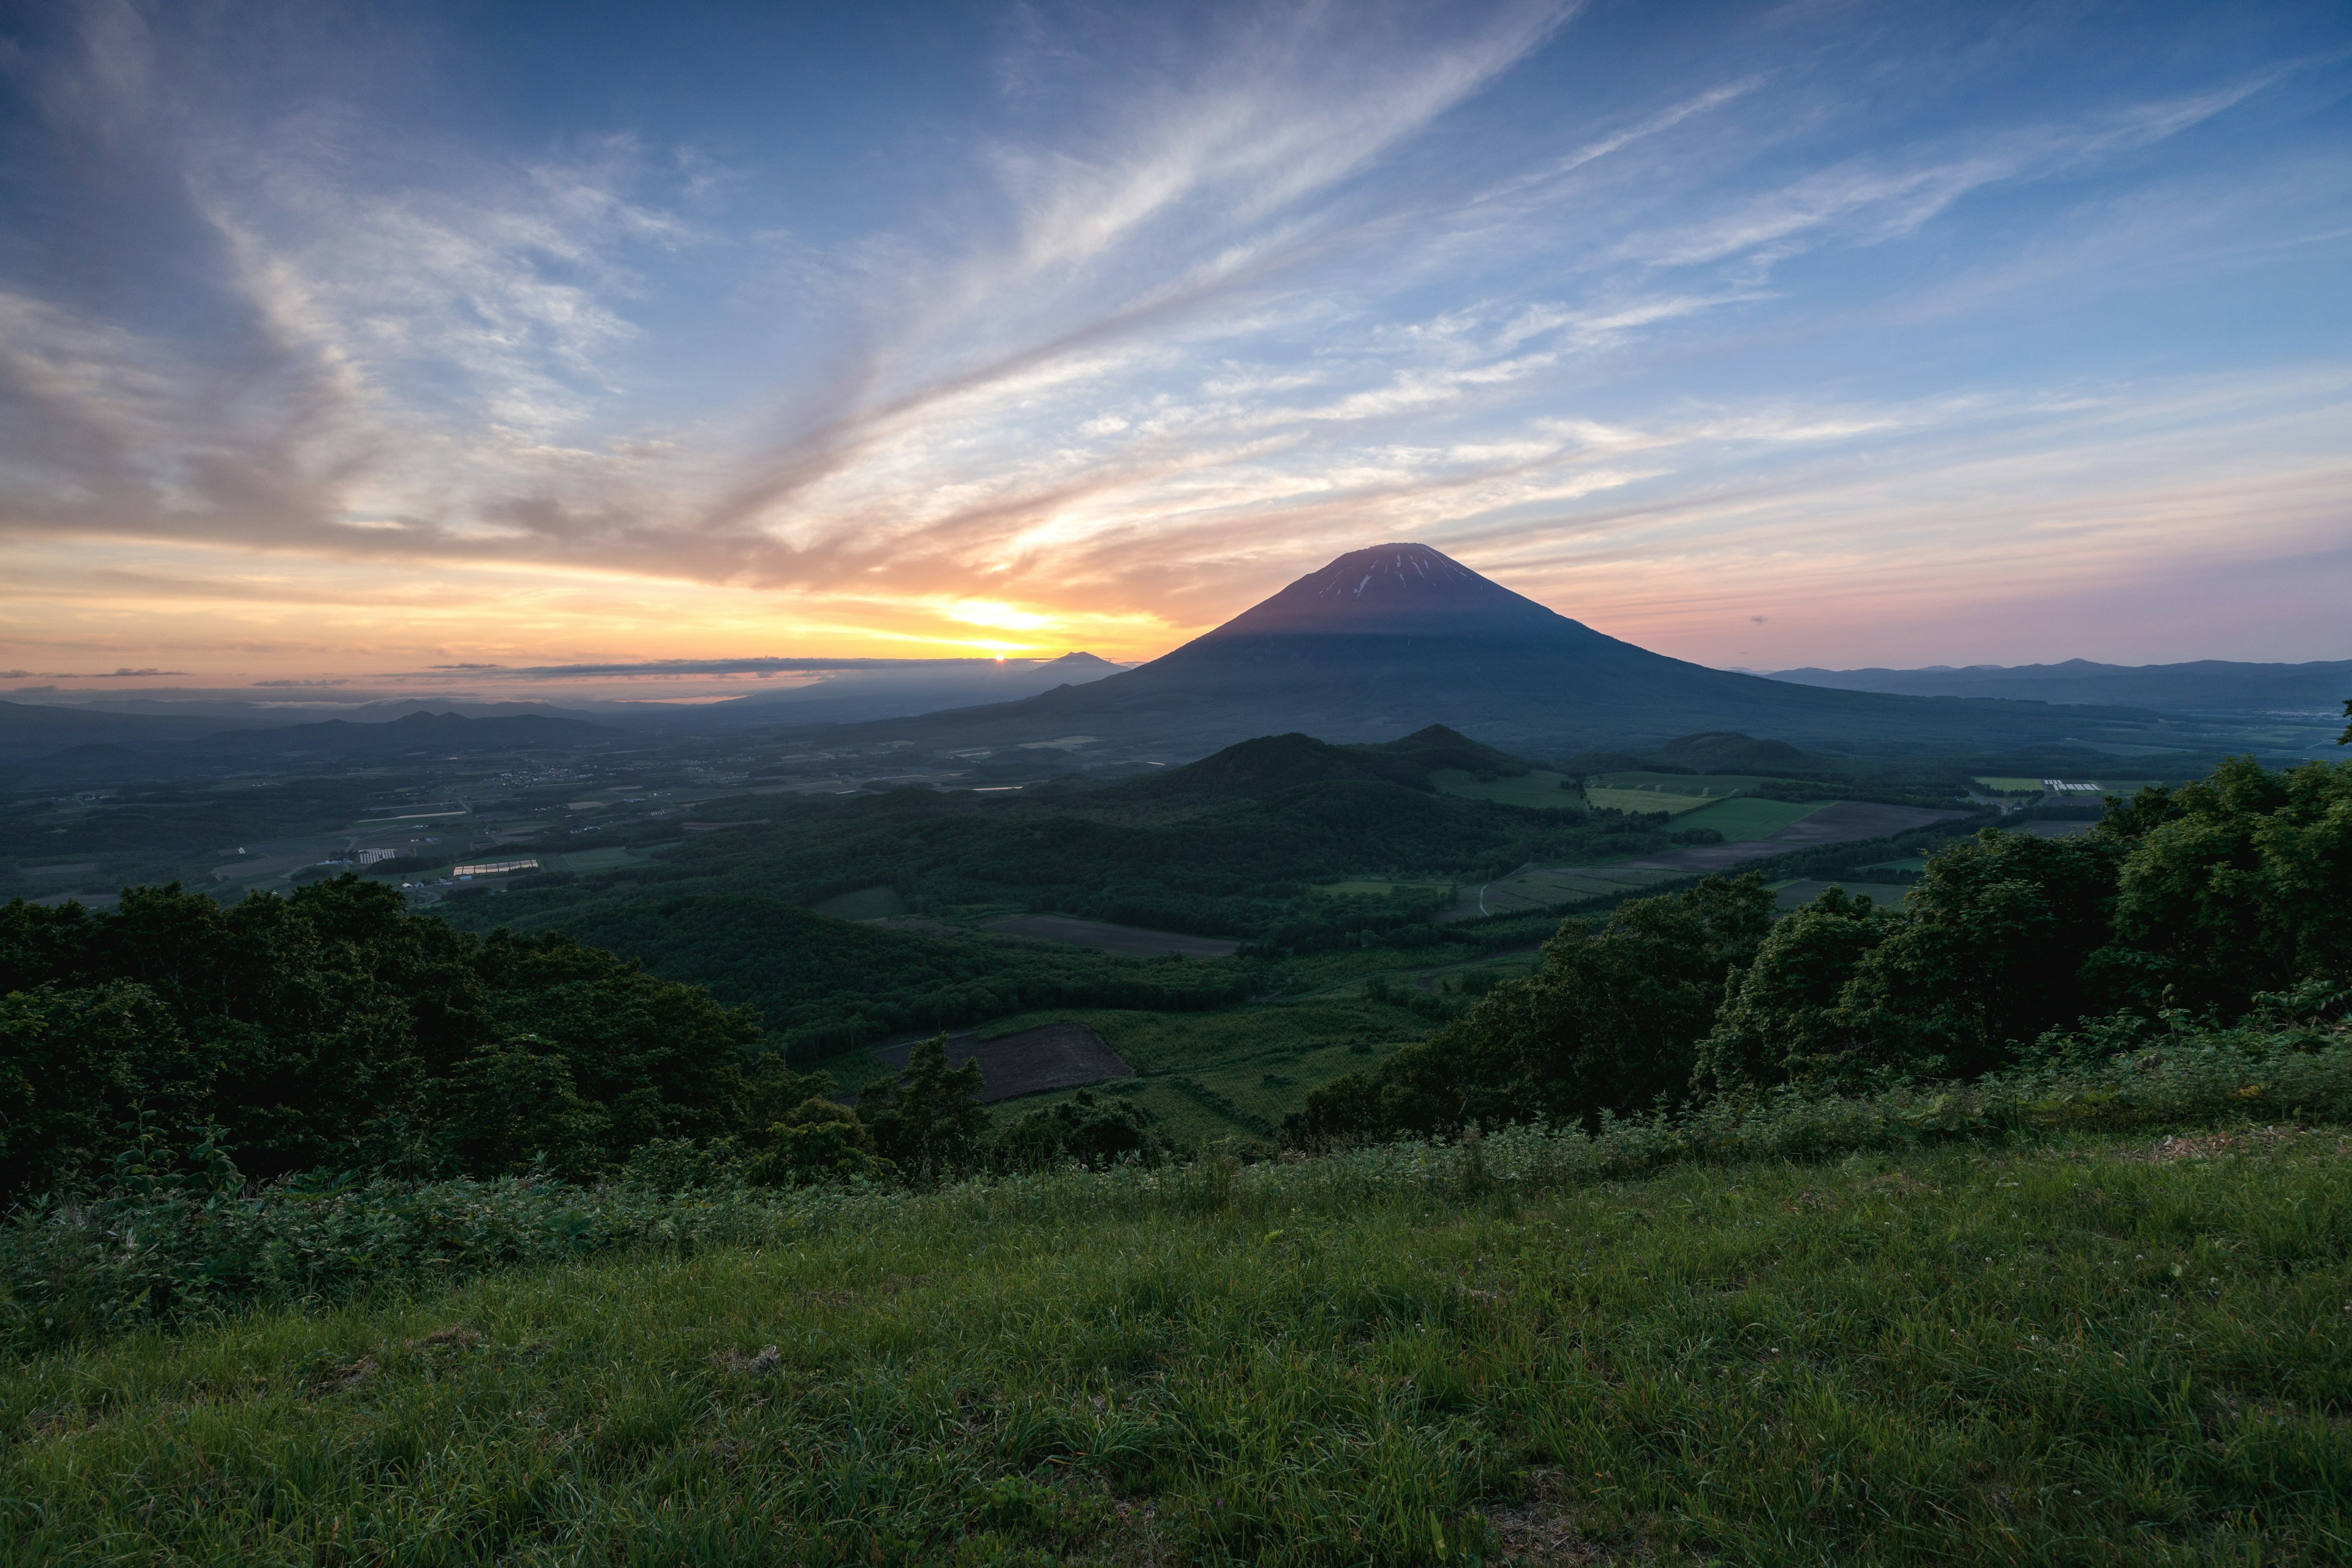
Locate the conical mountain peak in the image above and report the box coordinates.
[826,539,2103,758]
[1202,542,1588,640]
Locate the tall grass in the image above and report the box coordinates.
[8,1021,2348,1357]
[4,1127,2348,1564]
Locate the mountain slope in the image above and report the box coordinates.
[815,544,2153,758]
[1106,732,1437,804]
[0,701,232,764]
[1770,657,2352,714]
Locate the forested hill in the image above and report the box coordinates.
[1102,726,1537,805]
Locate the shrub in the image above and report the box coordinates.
[857,1036,989,1185]
[745,1098,894,1186]
[989,1089,1167,1173]
[1290,876,1774,1142]
[0,879,761,1193]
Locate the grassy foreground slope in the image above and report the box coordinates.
[6,1130,2347,1566]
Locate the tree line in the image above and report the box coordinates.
[0,880,1158,1200]
[1289,756,2352,1143]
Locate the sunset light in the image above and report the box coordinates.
[0,2,2343,701]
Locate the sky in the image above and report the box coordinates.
[1,0,2348,703]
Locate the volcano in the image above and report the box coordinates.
[823,543,2149,758]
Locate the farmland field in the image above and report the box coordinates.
[981,913,1239,958]
[949,997,1437,1142]
[1617,802,1971,875]
[1593,771,1775,796]
[867,1022,1134,1103]
[1317,877,1456,899]
[1449,863,1676,919]
[1583,786,1718,815]
[1670,795,1830,842]
[1429,768,1584,809]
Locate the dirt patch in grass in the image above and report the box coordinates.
[869,1022,1134,1102]
[2144,1127,2305,1163]
[1485,1469,1611,1564]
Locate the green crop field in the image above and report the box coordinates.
[1583,786,1717,816]
[1670,795,1830,842]
[1430,769,1585,810]
[7,1128,2346,1566]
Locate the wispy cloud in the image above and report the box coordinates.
[0,0,2345,673]
[1634,78,2283,274]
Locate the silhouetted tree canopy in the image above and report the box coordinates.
[0,878,759,1196]
[1291,757,2352,1144]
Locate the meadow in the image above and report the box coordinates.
[1662,796,1825,841]
[4,1121,2345,1566]
[1582,786,1715,816]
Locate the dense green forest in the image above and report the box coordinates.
[1291,755,2352,1142]
[543,895,1248,1056]
[0,880,768,1193]
[0,881,1213,1200]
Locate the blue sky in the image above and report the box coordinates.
[1,0,2347,692]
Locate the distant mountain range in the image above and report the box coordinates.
[1768,658,2352,714]
[6,549,2338,778]
[0,706,623,775]
[785,543,2160,758]
[0,655,1131,771]
[653,651,1126,727]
